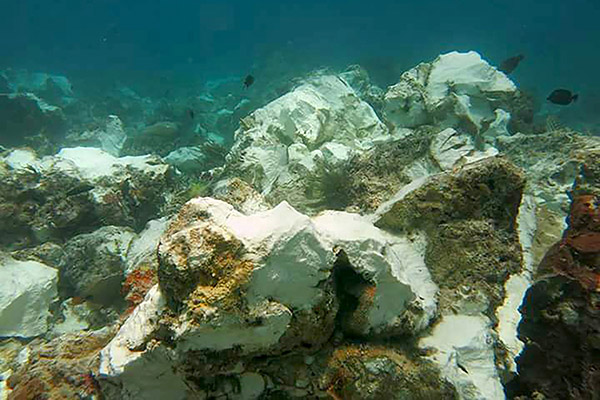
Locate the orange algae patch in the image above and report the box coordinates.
[122,267,158,314]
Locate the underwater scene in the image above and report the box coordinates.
[1,0,599,399]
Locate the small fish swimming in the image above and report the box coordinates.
[547,89,578,105]
[499,54,524,74]
[187,108,195,120]
[66,183,95,197]
[243,74,255,88]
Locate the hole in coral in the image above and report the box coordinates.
[332,249,373,338]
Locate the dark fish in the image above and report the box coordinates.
[66,184,95,197]
[187,108,195,120]
[499,54,524,74]
[243,74,255,88]
[547,89,578,105]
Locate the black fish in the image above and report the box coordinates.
[547,89,578,105]
[66,184,95,197]
[187,108,195,120]
[243,74,255,88]
[499,54,524,74]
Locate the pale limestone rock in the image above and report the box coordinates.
[286,143,317,171]
[161,198,332,314]
[99,286,189,400]
[49,147,168,181]
[101,197,443,394]
[320,142,354,166]
[496,195,536,371]
[2,149,39,170]
[71,115,126,156]
[100,199,333,393]
[420,315,505,400]
[313,211,437,334]
[383,63,430,128]
[383,51,516,136]
[482,109,511,139]
[100,285,166,376]
[0,255,58,338]
[226,74,388,210]
[430,128,498,171]
[98,115,126,156]
[426,51,516,105]
[50,297,92,335]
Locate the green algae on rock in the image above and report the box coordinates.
[321,344,457,400]
[375,156,525,315]
[341,126,437,212]
[426,219,522,315]
[375,156,525,234]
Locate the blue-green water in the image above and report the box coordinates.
[2,0,598,96]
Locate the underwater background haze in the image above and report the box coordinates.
[2,0,599,95]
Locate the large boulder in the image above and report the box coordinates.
[99,197,439,398]
[0,147,172,249]
[0,93,67,148]
[374,156,526,398]
[60,226,136,305]
[222,74,390,213]
[0,254,58,338]
[65,115,127,156]
[383,51,520,138]
[375,156,524,315]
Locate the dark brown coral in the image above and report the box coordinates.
[537,193,600,293]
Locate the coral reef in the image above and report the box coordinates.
[2,50,596,400]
